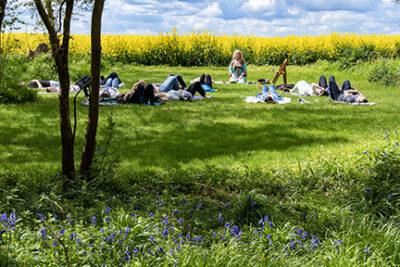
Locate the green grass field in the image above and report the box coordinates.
[1,59,400,266]
[1,61,398,176]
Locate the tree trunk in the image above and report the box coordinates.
[80,0,105,176]
[0,0,7,42]
[34,0,75,179]
[0,0,8,83]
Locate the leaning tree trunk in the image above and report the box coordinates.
[80,0,105,176]
[34,0,75,179]
[0,0,8,83]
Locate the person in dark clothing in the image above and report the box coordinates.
[318,75,329,96]
[116,80,156,105]
[186,81,207,98]
[328,75,368,103]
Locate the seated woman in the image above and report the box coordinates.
[158,74,187,93]
[116,80,156,105]
[229,50,247,84]
[256,82,284,103]
[291,76,328,96]
[328,75,368,103]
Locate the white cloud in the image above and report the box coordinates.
[241,0,276,12]
[198,3,223,17]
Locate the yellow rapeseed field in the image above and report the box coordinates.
[3,31,400,66]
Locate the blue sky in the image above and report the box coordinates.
[25,0,400,36]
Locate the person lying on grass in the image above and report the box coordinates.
[290,75,329,96]
[116,80,157,105]
[154,74,209,101]
[229,50,247,84]
[328,75,368,103]
[256,81,284,103]
[190,74,218,92]
[26,80,80,93]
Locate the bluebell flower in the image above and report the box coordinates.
[89,243,93,247]
[252,202,257,207]
[396,142,399,147]
[363,151,367,155]
[91,217,96,225]
[303,232,309,238]
[69,232,76,240]
[133,248,138,256]
[385,129,388,135]
[224,203,231,209]
[383,151,387,155]
[97,148,101,154]
[267,234,271,239]
[76,238,82,245]
[172,210,180,216]
[177,218,183,225]
[289,241,296,249]
[247,196,252,202]
[225,222,231,228]
[268,221,273,228]
[311,235,319,248]
[197,203,202,209]
[148,212,154,217]
[106,206,111,215]
[52,241,57,247]
[134,206,138,210]
[388,193,393,200]
[297,228,302,235]
[364,246,371,254]
[366,188,371,194]
[213,232,217,238]
[38,213,46,221]
[100,228,104,233]
[203,254,206,259]
[218,213,223,223]
[384,135,389,140]
[40,228,47,240]
[230,225,240,237]
[150,235,156,243]
[162,227,169,237]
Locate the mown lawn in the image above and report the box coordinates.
[0,62,398,177]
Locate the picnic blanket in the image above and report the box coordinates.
[244,96,291,104]
[192,96,212,100]
[81,100,117,106]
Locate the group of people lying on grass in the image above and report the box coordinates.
[26,72,214,105]
[267,75,368,104]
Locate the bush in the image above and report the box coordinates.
[368,59,400,86]
[0,81,37,104]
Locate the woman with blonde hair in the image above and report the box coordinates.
[229,50,247,83]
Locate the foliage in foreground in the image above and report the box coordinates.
[1,136,399,266]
